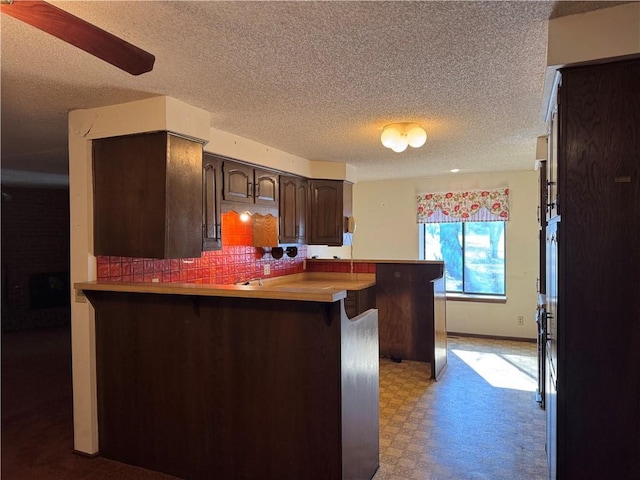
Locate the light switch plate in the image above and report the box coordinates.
[264,264,270,276]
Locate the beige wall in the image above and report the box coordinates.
[310,170,540,339]
[547,2,640,68]
[205,129,357,182]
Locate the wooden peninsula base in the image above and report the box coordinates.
[83,289,379,480]
[307,260,447,380]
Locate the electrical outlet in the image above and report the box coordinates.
[75,289,87,303]
[517,315,524,325]
[264,264,270,276]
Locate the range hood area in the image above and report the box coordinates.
[222,210,297,258]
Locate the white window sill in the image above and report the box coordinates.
[446,293,507,304]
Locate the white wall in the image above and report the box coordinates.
[311,170,540,339]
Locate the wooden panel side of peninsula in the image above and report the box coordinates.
[88,291,379,480]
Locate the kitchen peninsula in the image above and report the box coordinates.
[76,273,379,480]
[307,259,447,380]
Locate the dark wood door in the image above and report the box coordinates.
[545,216,559,477]
[546,94,559,221]
[254,169,278,206]
[545,351,557,480]
[549,58,640,479]
[308,180,343,246]
[279,176,298,243]
[202,154,222,251]
[538,160,547,295]
[223,162,253,204]
[296,178,307,244]
[545,218,558,387]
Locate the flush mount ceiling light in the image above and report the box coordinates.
[380,123,427,153]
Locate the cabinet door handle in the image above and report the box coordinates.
[254,182,260,199]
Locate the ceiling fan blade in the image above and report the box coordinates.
[1,0,155,75]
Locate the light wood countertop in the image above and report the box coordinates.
[75,272,375,303]
[307,258,444,265]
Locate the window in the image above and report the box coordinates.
[421,221,505,295]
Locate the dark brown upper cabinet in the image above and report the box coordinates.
[254,169,279,205]
[308,180,352,246]
[223,161,278,207]
[296,177,308,244]
[93,131,203,259]
[202,153,223,251]
[279,175,307,244]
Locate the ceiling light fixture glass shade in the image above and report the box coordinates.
[381,123,427,152]
[391,137,409,152]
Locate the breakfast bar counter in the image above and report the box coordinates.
[76,271,376,303]
[76,273,379,480]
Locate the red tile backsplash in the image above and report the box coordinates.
[97,245,307,285]
[96,210,307,285]
[222,211,253,247]
[306,261,376,274]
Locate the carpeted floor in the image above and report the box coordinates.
[2,328,546,479]
[1,327,179,480]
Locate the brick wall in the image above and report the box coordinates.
[1,186,71,331]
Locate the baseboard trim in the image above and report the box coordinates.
[447,331,536,343]
[72,449,100,458]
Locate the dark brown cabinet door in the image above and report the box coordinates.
[223,162,253,204]
[308,180,351,246]
[279,175,307,244]
[546,92,559,221]
[279,176,298,243]
[202,154,222,251]
[538,160,547,295]
[296,178,307,244]
[545,58,640,480]
[93,131,202,259]
[545,217,559,480]
[223,161,279,207]
[254,169,278,206]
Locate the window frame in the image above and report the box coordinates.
[419,221,507,300]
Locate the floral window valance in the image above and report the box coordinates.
[417,188,509,223]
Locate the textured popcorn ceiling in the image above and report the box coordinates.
[0,1,632,182]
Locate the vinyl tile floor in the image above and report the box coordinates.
[2,328,546,479]
[373,336,547,480]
